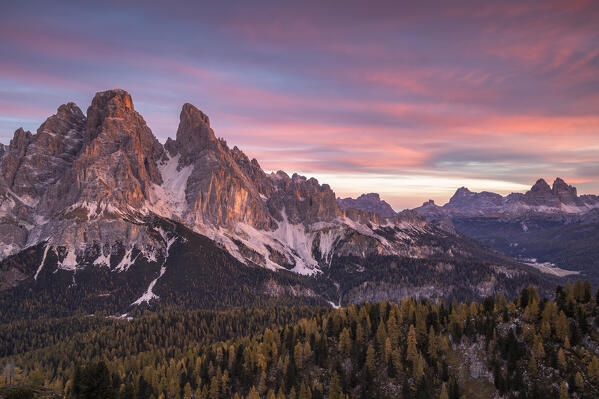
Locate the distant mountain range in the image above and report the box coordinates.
[416,177,599,219]
[0,90,565,318]
[412,178,599,283]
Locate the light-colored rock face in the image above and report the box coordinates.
[64,89,164,211]
[0,89,456,280]
[162,103,343,231]
[164,102,273,229]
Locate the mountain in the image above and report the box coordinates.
[0,89,557,317]
[414,178,599,283]
[337,192,397,218]
[417,178,599,220]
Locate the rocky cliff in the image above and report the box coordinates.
[0,89,555,308]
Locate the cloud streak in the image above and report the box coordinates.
[0,0,598,208]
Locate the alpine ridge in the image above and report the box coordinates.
[414,179,599,283]
[0,89,557,316]
[416,178,599,220]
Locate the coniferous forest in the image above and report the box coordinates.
[2,281,599,398]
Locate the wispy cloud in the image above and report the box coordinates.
[1,0,598,207]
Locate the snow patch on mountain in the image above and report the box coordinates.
[93,251,111,267]
[212,209,419,275]
[114,248,139,272]
[274,209,319,275]
[318,229,342,265]
[57,249,78,271]
[148,154,194,219]
[34,244,49,280]
[523,259,579,277]
[131,228,177,305]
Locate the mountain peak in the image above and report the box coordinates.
[56,102,85,119]
[552,177,574,192]
[530,178,551,192]
[357,193,381,201]
[175,103,218,157]
[552,177,577,204]
[553,177,566,185]
[447,187,476,206]
[337,192,396,218]
[84,89,138,143]
[90,89,134,112]
[181,103,210,127]
[454,186,472,196]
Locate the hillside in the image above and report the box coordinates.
[2,281,599,398]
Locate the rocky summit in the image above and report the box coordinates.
[337,193,397,218]
[0,90,556,314]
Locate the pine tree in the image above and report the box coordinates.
[427,326,437,359]
[298,382,311,399]
[209,375,219,399]
[406,325,418,364]
[557,349,567,371]
[532,334,545,359]
[257,370,267,395]
[365,344,376,373]
[183,382,192,399]
[540,321,551,340]
[439,382,449,399]
[384,337,392,365]
[221,370,229,397]
[555,312,569,343]
[387,313,400,346]
[412,352,424,382]
[294,342,303,370]
[575,371,584,391]
[303,341,312,365]
[248,386,261,399]
[559,381,568,399]
[376,321,387,354]
[328,372,342,399]
[588,356,599,382]
[391,348,403,375]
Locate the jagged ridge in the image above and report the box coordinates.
[0,89,557,310]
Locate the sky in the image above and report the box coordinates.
[1,0,598,209]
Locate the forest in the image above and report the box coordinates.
[2,280,599,399]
